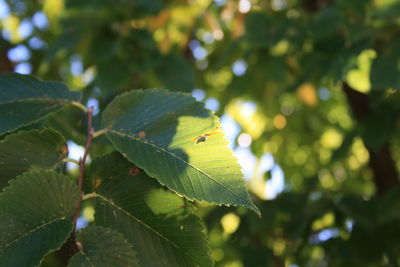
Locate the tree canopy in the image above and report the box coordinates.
[1,0,400,266]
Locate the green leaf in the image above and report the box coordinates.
[0,128,68,190]
[331,128,358,162]
[0,73,81,135]
[66,0,163,14]
[155,53,195,92]
[96,58,132,93]
[101,89,259,215]
[68,226,139,267]
[310,7,344,40]
[335,195,375,230]
[245,13,274,48]
[370,34,400,90]
[377,185,400,224]
[0,170,80,267]
[87,152,213,267]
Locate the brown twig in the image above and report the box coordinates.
[73,106,94,228]
[56,106,94,264]
[342,82,398,196]
[0,41,13,73]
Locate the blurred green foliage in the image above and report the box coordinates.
[1,0,400,266]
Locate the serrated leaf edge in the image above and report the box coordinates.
[91,192,212,265]
[103,89,260,215]
[0,169,79,266]
[1,216,68,250]
[73,225,139,267]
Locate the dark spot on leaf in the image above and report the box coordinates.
[129,167,140,176]
[138,131,146,138]
[92,178,102,189]
[76,241,83,251]
[60,145,68,155]
[195,136,207,144]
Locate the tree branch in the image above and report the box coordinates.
[342,82,398,196]
[0,40,13,73]
[56,106,94,264]
[73,106,94,228]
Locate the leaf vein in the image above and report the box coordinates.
[94,193,191,258]
[4,216,67,249]
[108,129,242,200]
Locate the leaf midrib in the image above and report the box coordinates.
[108,129,243,201]
[0,98,72,105]
[94,193,193,262]
[76,250,96,267]
[3,216,68,249]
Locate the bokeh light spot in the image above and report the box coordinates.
[273,114,287,129]
[238,0,251,13]
[238,133,252,147]
[221,213,240,234]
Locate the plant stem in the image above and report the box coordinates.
[57,106,94,262]
[71,101,88,113]
[73,106,94,232]
[93,129,108,138]
[82,192,97,200]
[62,158,80,165]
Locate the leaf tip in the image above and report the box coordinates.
[249,202,261,217]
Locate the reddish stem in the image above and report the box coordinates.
[73,106,94,231]
[57,106,94,263]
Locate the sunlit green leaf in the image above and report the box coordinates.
[101,89,259,215]
[88,152,213,267]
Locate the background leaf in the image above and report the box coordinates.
[155,53,195,92]
[370,34,400,90]
[0,128,68,189]
[4,0,400,265]
[101,89,259,215]
[0,170,80,267]
[87,152,213,267]
[0,73,81,135]
[68,226,139,267]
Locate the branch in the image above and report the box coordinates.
[301,0,334,13]
[73,106,94,228]
[56,106,94,264]
[342,82,398,196]
[0,41,13,73]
